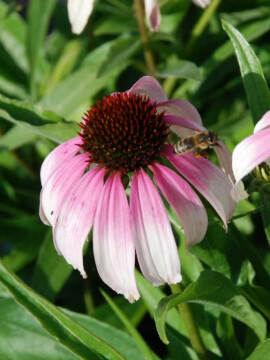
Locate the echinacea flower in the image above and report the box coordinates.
[39,76,236,302]
[67,0,160,34]
[232,111,270,185]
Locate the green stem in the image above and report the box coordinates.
[134,0,155,77]
[170,284,209,360]
[184,0,222,57]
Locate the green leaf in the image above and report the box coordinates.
[98,36,141,77]
[27,0,57,98]
[0,109,77,143]
[155,271,266,344]
[101,290,159,360]
[156,58,202,82]
[32,231,73,301]
[247,339,270,360]
[222,19,270,124]
[0,261,127,360]
[0,125,37,152]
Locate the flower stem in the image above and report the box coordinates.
[170,283,209,360]
[184,0,222,57]
[134,0,155,77]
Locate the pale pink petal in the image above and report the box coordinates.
[53,167,105,278]
[128,76,168,103]
[167,153,236,228]
[157,99,203,125]
[67,0,95,34]
[93,173,139,302]
[144,0,161,32]
[254,110,270,133]
[163,114,204,133]
[40,153,88,227]
[130,169,181,286]
[232,127,270,183]
[151,163,208,246]
[40,137,82,187]
[192,0,211,8]
[214,140,234,181]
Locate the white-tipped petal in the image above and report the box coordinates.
[192,0,211,8]
[152,163,208,246]
[232,127,270,183]
[144,0,161,32]
[168,153,236,228]
[130,169,181,286]
[54,167,105,278]
[40,137,81,187]
[40,154,88,227]
[93,173,139,303]
[68,0,95,34]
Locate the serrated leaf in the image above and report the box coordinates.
[222,19,270,124]
[154,271,266,344]
[0,261,127,360]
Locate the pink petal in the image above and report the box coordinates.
[128,76,168,103]
[157,99,203,125]
[53,167,105,278]
[40,137,82,187]
[214,140,234,181]
[40,153,88,227]
[163,114,204,135]
[151,163,208,246]
[144,0,161,32]
[167,153,236,228]
[232,127,270,183]
[130,169,181,286]
[93,173,139,302]
[254,110,270,133]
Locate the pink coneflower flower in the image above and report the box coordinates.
[233,111,270,185]
[67,0,160,34]
[39,76,236,302]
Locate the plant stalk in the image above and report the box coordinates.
[134,0,155,77]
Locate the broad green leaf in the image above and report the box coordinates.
[242,284,270,321]
[39,41,127,118]
[247,339,270,360]
[259,189,270,246]
[156,58,202,82]
[0,296,147,360]
[0,297,77,360]
[0,109,77,143]
[0,2,29,74]
[155,271,266,344]
[27,0,57,97]
[0,125,36,151]
[222,19,270,124]
[98,36,141,77]
[0,261,127,360]
[32,232,73,301]
[102,290,159,360]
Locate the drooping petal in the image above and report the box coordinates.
[163,114,204,132]
[130,169,181,286]
[67,0,95,34]
[254,110,270,133]
[40,137,82,187]
[144,0,161,32]
[192,0,211,8]
[53,167,105,278]
[214,140,234,181]
[128,76,168,103]
[93,173,139,302]
[151,163,208,246]
[168,152,236,228]
[232,127,270,183]
[157,99,203,125]
[40,153,88,227]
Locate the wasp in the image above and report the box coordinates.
[174,131,218,158]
